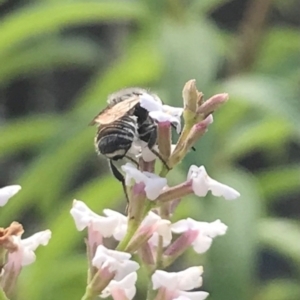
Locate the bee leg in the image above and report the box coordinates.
[124,155,139,168]
[108,159,129,204]
[151,148,171,170]
[147,131,171,170]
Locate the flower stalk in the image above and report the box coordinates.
[75,79,239,300]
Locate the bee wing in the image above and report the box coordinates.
[89,96,140,125]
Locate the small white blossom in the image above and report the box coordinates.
[174,291,209,300]
[8,230,51,266]
[70,200,120,237]
[144,212,172,247]
[100,272,137,300]
[0,185,21,206]
[171,218,227,253]
[152,267,208,300]
[140,93,183,133]
[92,245,139,281]
[121,163,167,200]
[187,165,240,200]
[103,209,127,241]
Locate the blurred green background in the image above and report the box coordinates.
[0,0,299,299]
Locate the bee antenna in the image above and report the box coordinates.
[108,160,129,204]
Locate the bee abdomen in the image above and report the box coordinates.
[137,117,157,150]
[96,116,136,160]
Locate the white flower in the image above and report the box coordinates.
[100,272,137,300]
[144,212,172,247]
[121,163,167,200]
[9,230,51,266]
[187,165,240,200]
[153,267,203,291]
[70,200,120,238]
[103,209,127,241]
[92,245,139,281]
[152,267,208,300]
[139,93,183,133]
[171,218,227,253]
[0,185,21,206]
[174,291,209,300]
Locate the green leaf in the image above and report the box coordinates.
[160,19,223,105]
[0,115,59,158]
[257,165,300,200]
[256,279,300,300]
[0,37,101,84]
[220,117,293,161]
[0,124,93,224]
[19,256,87,300]
[218,76,300,136]
[0,2,145,56]
[254,27,300,75]
[190,0,232,14]
[258,218,300,274]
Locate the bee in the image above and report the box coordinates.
[91,88,167,202]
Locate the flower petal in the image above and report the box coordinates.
[70,200,119,237]
[175,291,209,300]
[101,272,137,300]
[10,229,52,266]
[187,165,240,200]
[121,163,147,186]
[171,220,191,233]
[152,267,203,292]
[121,164,167,200]
[206,176,240,200]
[0,185,21,206]
[139,93,163,111]
[103,209,127,241]
[92,245,139,281]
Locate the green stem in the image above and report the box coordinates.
[81,288,97,300]
[116,218,140,251]
[146,281,157,300]
[155,236,164,270]
[0,289,10,300]
[117,200,154,251]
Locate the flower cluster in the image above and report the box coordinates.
[0,80,239,300]
[0,186,51,297]
[70,80,240,300]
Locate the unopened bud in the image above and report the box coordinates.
[155,181,193,204]
[182,79,198,112]
[183,117,211,152]
[137,243,155,269]
[163,229,199,268]
[197,93,229,118]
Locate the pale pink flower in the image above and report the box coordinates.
[121,163,167,200]
[171,218,227,253]
[152,267,208,300]
[100,272,137,300]
[70,200,120,238]
[7,229,51,267]
[92,245,139,281]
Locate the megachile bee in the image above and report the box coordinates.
[90,88,167,203]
